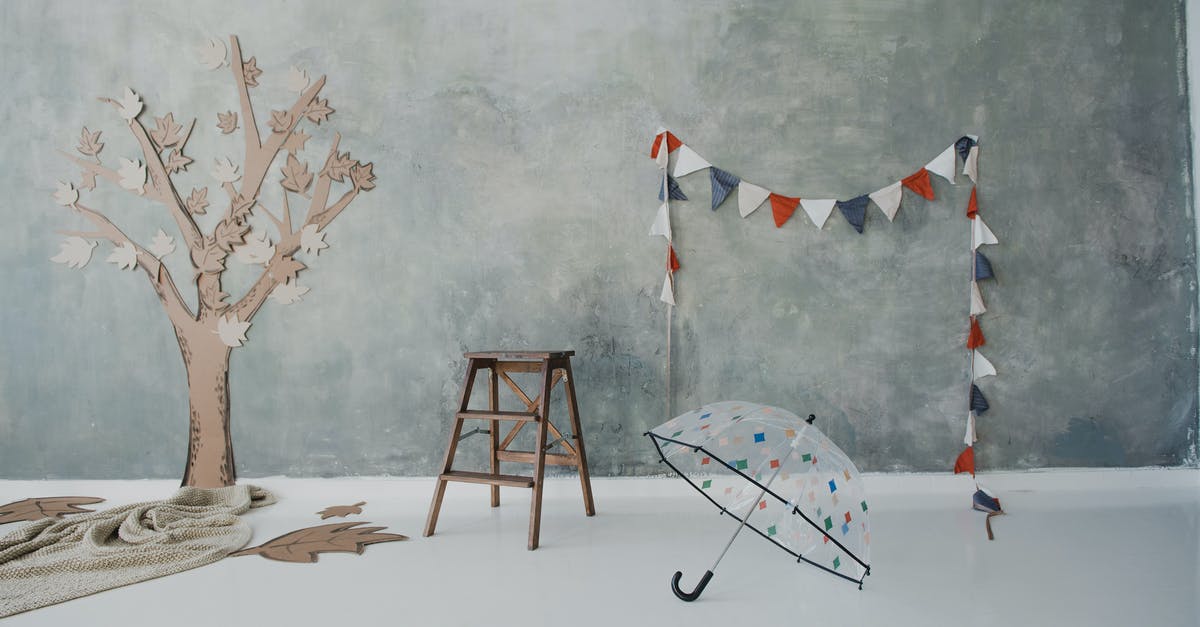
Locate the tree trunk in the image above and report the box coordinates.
[179,331,236,487]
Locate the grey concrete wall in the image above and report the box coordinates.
[0,0,1194,479]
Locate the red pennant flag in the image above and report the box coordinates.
[649,131,684,159]
[966,186,979,218]
[667,246,680,273]
[967,317,986,349]
[769,193,801,228]
[954,446,975,477]
[901,168,935,200]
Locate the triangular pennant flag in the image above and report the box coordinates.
[975,251,995,280]
[963,145,979,184]
[925,144,957,184]
[966,186,979,218]
[710,167,740,210]
[955,136,977,163]
[870,181,903,221]
[954,446,975,477]
[972,487,1002,513]
[673,144,712,177]
[667,245,680,273]
[738,182,771,218]
[901,168,935,200]
[660,272,675,305]
[967,317,986,349]
[799,198,836,229]
[649,202,672,242]
[972,215,998,249]
[655,133,670,169]
[964,412,977,446]
[659,174,687,201]
[770,194,802,228]
[836,195,870,234]
[970,281,987,315]
[972,350,997,379]
[970,384,989,415]
[649,131,683,159]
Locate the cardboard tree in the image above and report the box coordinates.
[50,36,376,488]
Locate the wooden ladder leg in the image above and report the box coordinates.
[527,359,553,550]
[563,359,596,516]
[488,365,500,508]
[424,357,481,537]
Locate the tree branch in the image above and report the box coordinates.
[311,188,359,231]
[237,76,326,204]
[302,133,341,225]
[228,35,261,155]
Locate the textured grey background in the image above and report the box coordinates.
[0,0,1195,479]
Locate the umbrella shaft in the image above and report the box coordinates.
[710,458,789,572]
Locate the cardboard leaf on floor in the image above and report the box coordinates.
[232,521,407,563]
[0,496,105,524]
[317,501,367,519]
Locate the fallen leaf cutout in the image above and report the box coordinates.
[50,236,96,269]
[186,187,210,215]
[234,229,275,265]
[79,169,98,191]
[216,313,250,347]
[242,56,262,87]
[107,241,139,271]
[269,278,309,305]
[76,126,104,157]
[283,129,311,155]
[217,110,239,134]
[117,157,146,194]
[231,521,406,563]
[280,154,313,194]
[53,180,78,206]
[351,162,376,191]
[268,109,293,134]
[149,228,176,259]
[151,113,184,148]
[287,66,310,94]
[300,224,328,255]
[197,37,227,70]
[212,157,241,183]
[303,97,334,125]
[165,149,192,174]
[0,496,105,524]
[317,502,366,519]
[321,151,355,183]
[117,87,142,121]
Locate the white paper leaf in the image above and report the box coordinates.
[269,279,310,305]
[869,181,903,221]
[234,229,275,265]
[216,313,251,348]
[198,38,227,70]
[211,157,241,183]
[106,241,138,271]
[300,224,329,255]
[50,236,96,269]
[649,201,671,242]
[287,66,310,94]
[117,158,146,195]
[660,273,675,305]
[800,199,837,229]
[117,87,142,121]
[970,281,987,316]
[738,182,770,218]
[972,216,998,249]
[972,351,997,380]
[672,144,711,177]
[925,144,957,184]
[53,180,78,206]
[149,228,176,259]
[963,145,979,183]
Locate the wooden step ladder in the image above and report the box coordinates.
[423,351,596,550]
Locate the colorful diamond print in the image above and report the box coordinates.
[824,516,833,531]
[768,525,777,536]
[828,479,837,493]
[770,459,780,469]
[701,479,712,489]
[753,432,766,443]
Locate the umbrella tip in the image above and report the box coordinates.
[806,414,816,424]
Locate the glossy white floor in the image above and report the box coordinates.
[1,470,1197,626]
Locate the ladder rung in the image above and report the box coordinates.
[440,470,534,488]
[457,410,538,422]
[495,450,579,466]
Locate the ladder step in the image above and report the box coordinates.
[496,450,579,466]
[457,410,538,422]
[440,470,534,488]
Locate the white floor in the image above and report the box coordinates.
[1,470,1198,626]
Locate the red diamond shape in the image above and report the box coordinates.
[701,457,710,465]
[758,500,767,510]
[769,459,780,469]
[844,511,852,523]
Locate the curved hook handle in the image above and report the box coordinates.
[671,570,714,602]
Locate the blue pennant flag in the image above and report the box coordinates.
[956,136,977,163]
[836,195,870,234]
[659,175,688,201]
[975,251,995,281]
[970,384,989,415]
[709,167,740,210]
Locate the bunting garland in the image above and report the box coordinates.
[647,128,1002,530]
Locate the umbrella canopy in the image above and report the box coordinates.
[647,401,871,597]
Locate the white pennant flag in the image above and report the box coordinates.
[964,412,977,446]
[738,182,771,218]
[972,216,998,249]
[973,350,996,380]
[970,281,987,316]
[660,272,675,305]
[963,145,979,183]
[649,201,672,242]
[673,144,711,177]
[869,181,903,221]
[655,129,669,170]
[800,199,837,229]
[925,144,957,184]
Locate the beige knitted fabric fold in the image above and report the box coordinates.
[0,485,275,618]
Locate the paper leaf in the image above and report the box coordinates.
[963,145,980,184]
[149,228,176,259]
[269,279,310,305]
[970,281,987,316]
[212,157,241,183]
[79,169,97,191]
[117,87,142,121]
[972,350,996,380]
[648,202,671,242]
[270,256,306,283]
[117,158,146,195]
[50,236,96,269]
[0,496,105,524]
[150,113,184,148]
[799,198,835,229]
[280,154,313,194]
[76,126,104,157]
[217,110,239,134]
[660,273,675,305]
[234,229,275,265]
[198,37,227,70]
[217,313,251,348]
[186,187,210,215]
[316,502,366,520]
[972,216,998,249]
[287,66,310,94]
[672,144,711,177]
[284,129,311,155]
[925,144,957,184]
[321,151,355,183]
[304,97,334,125]
[231,521,407,563]
[351,162,376,191]
[268,109,294,134]
[106,241,138,271]
[242,56,262,87]
[738,182,770,218]
[165,149,192,174]
[300,224,328,255]
[869,181,903,221]
[53,180,78,206]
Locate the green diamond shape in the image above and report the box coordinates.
[824,516,833,531]
[833,556,841,570]
[701,479,712,489]
[767,525,777,536]
[861,500,868,512]
[802,453,812,462]
[671,430,683,438]
[735,459,749,470]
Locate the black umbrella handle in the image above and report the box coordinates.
[671,570,714,602]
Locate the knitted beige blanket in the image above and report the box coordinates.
[0,485,274,618]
